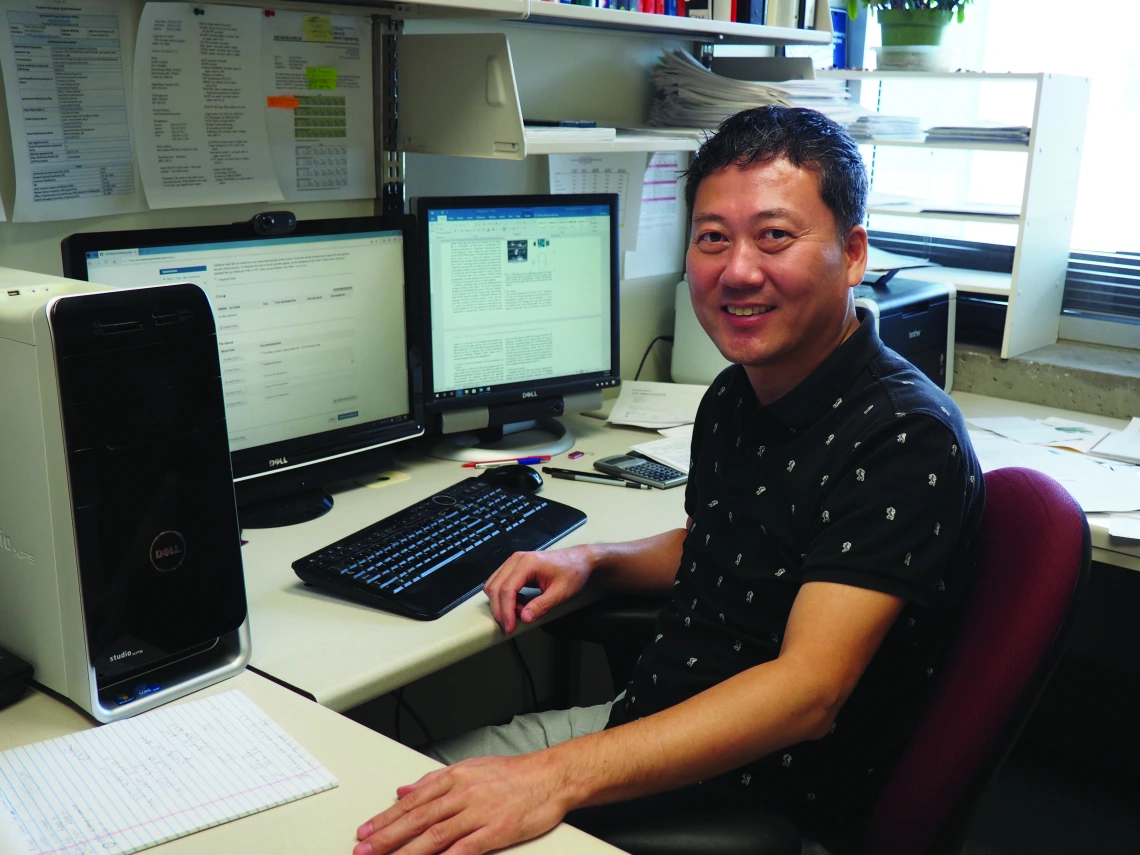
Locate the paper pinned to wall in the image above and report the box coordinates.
[262,10,375,202]
[623,151,687,280]
[0,690,338,855]
[133,2,283,209]
[550,152,646,253]
[0,0,147,221]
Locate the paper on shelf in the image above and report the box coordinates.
[134,2,283,209]
[1089,417,1140,465]
[550,152,646,252]
[0,690,337,855]
[0,0,147,221]
[607,381,706,428]
[262,11,375,202]
[623,151,687,280]
[630,434,692,474]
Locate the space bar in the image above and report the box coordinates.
[411,549,467,584]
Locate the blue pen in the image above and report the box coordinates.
[465,456,548,469]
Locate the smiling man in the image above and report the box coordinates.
[353,106,985,855]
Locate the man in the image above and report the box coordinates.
[353,106,984,855]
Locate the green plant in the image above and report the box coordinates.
[847,0,972,23]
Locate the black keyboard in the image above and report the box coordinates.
[292,478,587,620]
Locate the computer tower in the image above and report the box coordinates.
[0,269,249,723]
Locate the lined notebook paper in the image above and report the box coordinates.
[0,690,338,855]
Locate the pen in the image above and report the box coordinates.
[462,456,549,468]
[542,467,650,489]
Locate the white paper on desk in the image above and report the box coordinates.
[967,416,1088,446]
[134,2,283,209]
[1089,417,1140,465]
[262,11,375,202]
[0,690,338,855]
[623,151,687,280]
[1107,515,1140,540]
[607,381,706,428]
[550,152,645,252]
[0,0,147,221]
[1040,417,1114,454]
[630,434,693,473]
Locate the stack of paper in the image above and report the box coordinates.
[524,126,618,143]
[924,120,1030,145]
[631,424,694,474]
[1089,417,1140,465]
[848,114,924,142]
[607,381,706,429]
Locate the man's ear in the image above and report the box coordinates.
[843,224,868,288]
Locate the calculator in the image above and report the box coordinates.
[594,454,688,489]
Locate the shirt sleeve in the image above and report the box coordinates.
[800,413,982,608]
[683,379,721,519]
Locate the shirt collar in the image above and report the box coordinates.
[738,310,882,433]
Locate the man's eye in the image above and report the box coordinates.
[760,229,791,240]
[698,232,726,244]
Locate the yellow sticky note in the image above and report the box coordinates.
[305,67,337,90]
[303,14,334,43]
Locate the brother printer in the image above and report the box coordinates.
[0,269,250,722]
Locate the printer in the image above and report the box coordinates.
[671,276,956,392]
[0,269,249,722]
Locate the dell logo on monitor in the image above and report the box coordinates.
[268,457,289,467]
[521,391,538,399]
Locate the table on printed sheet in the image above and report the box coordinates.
[0,670,623,855]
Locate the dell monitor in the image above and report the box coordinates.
[62,215,423,528]
[416,194,620,461]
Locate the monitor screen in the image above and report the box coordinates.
[417,195,620,420]
[62,215,423,525]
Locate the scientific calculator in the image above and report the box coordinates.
[594,453,687,489]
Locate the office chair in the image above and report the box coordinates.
[558,467,1092,855]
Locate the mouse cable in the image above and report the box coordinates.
[394,687,435,747]
[633,335,674,382]
[509,638,541,714]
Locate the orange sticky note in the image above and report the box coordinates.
[267,96,300,109]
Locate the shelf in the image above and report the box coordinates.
[520,2,833,44]
[526,130,703,154]
[855,139,1029,152]
[896,266,1012,297]
[818,70,1044,82]
[867,206,1024,225]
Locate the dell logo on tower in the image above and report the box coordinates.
[268,457,288,467]
[149,531,187,572]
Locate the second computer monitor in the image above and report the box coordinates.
[417,194,620,460]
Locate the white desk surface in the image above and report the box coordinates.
[0,671,621,855]
[951,391,1140,572]
[241,414,688,712]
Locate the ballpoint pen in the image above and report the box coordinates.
[542,467,651,489]
[462,456,549,468]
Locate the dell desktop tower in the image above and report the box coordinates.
[0,270,250,722]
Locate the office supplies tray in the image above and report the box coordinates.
[292,478,587,620]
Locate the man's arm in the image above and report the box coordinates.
[355,580,904,855]
[485,526,688,633]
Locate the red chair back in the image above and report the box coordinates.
[865,467,1091,855]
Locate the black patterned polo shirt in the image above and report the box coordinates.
[606,311,985,826]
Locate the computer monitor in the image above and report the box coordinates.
[415,194,621,461]
[61,215,423,528]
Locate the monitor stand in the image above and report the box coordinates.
[236,488,334,529]
[430,418,575,462]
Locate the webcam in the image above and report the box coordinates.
[246,210,297,236]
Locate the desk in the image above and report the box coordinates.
[241,414,687,711]
[0,671,621,855]
[951,392,1140,573]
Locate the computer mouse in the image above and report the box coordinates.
[478,464,544,495]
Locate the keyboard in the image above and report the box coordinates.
[292,478,587,620]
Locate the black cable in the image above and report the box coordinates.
[393,687,435,746]
[509,638,541,714]
[633,335,674,381]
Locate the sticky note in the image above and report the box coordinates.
[267,96,300,109]
[305,67,337,90]
[303,14,334,42]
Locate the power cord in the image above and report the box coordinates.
[393,687,435,746]
[633,335,674,381]
[509,639,541,714]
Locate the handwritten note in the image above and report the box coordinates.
[0,691,337,855]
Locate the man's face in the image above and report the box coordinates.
[686,157,867,392]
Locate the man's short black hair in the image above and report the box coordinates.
[685,106,868,239]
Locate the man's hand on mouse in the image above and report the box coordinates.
[483,545,596,633]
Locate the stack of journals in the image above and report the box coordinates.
[849,114,924,142]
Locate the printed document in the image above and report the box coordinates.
[550,152,645,252]
[0,0,147,221]
[0,690,337,855]
[623,151,687,280]
[262,10,375,202]
[134,2,283,208]
[607,380,707,429]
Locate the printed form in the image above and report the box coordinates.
[133,2,282,208]
[0,691,338,855]
[262,11,375,202]
[0,0,146,221]
[550,152,645,253]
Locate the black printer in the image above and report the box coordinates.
[854,277,956,393]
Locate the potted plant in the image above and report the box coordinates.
[847,1,973,70]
